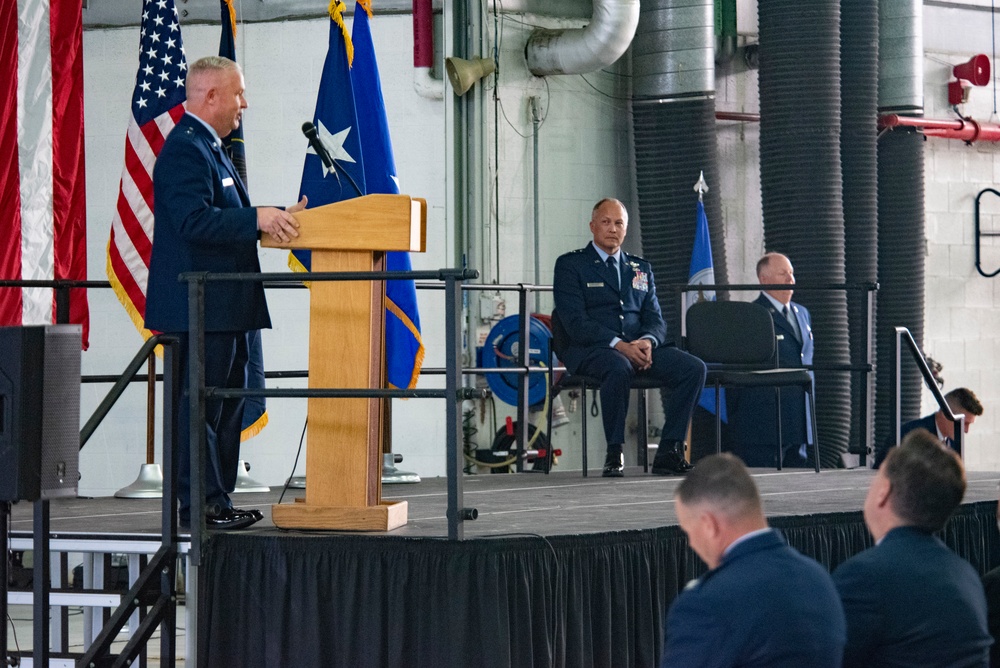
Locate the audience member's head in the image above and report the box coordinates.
[756,252,795,305]
[674,454,767,569]
[864,428,966,541]
[937,387,984,439]
[589,198,628,255]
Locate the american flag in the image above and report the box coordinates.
[0,0,89,345]
[107,0,188,334]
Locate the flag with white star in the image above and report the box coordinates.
[107,0,188,335]
[351,2,423,390]
[290,2,367,273]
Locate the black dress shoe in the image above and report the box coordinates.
[602,450,625,478]
[652,440,694,475]
[180,507,259,531]
[232,507,264,522]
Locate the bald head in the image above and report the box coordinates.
[757,252,795,305]
[185,56,246,138]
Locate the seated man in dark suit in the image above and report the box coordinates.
[727,252,814,467]
[553,198,706,477]
[833,429,992,667]
[873,386,983,468]
[662,454,845,666]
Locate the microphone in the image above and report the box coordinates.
[299,120,365,198]
[301,121,334,169]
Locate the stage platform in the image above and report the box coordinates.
[9,468,1000,667]
[9,467,1000,537]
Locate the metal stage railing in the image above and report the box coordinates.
[893,327,964,455]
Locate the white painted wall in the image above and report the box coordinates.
[920,4,1000,470]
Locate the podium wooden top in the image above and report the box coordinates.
[261,194,426,252]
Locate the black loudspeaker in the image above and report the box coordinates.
[0,325,81,502]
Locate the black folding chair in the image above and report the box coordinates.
[547,310,658,476]
[685,300,820,472]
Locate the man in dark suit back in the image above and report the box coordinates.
[146,56,304,530]
[833,429,991,667]
[661,454,846,666]
[727,252,814,467]
[553,199,706,477]
[873,386,983,468]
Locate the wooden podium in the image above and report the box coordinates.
[262,194,426,531]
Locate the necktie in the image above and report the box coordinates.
[783,305,799,339]
[606,256,619,289]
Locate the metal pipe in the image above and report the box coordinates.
[715,111,760,122]
[526,0,640,76]
[413,0,444,99]
[879,113,1000,142]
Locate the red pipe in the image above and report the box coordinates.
[413,0,433,69]
[879,114,1000,143]
[716,111,760,122]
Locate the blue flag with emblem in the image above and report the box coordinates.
[351,2,424,389]
[291,1,366,273]
[687,198,725,420]
[219,0,268,440]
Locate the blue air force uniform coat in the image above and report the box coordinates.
[662,530,846,667]
[144,113,268,519]
[552,242,666,373]
[833,526,991,668]
[727,294,813,466]
[145,113,270,334]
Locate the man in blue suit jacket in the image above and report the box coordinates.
[833,429,991,666]
[873,386,982,468]
[145,56,303,530]
[727,252,814,467]
[553,199,706,477]
[662,454,846,666]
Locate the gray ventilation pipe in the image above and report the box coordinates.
[525,0,640,76]
[632,0,715,98]
[877,0,922,114]
[874,0,925,450]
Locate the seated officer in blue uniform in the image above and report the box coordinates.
[662,454,846,666]
[727,252,814,467]
[553,198,707,477]
[873,387,982,468]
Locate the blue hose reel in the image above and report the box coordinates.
[481,315,552,407]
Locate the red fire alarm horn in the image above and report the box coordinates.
[953,54,991,86]
[949,54,991,105]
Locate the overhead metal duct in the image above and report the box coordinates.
[525,0,640,76]
[877,0,923,115]
[631,0,726,350]
[873,0,925,452]
[840,0,879,457]
[759,0,852,467]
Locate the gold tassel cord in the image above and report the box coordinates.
[328,0,354,66]
[223,0,237,37]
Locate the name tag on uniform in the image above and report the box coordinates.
[222,177,235,187]
[586,282,604,288]
[631,270,649,292]
[776,334,785,341]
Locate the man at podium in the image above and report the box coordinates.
[145,56,303,531]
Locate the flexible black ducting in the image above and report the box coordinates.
[759,0,851,467]
[875,128,925,449]
[840,0,879,455]
[633,98,727,344]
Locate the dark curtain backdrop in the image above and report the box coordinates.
[201,501,1000,667]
